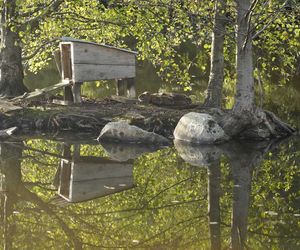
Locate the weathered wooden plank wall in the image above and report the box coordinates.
[72,43,135,65]
[60,42,136,83]
[73,64,136,82]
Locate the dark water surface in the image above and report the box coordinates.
[0,134,299,249]
[1,63,298,249]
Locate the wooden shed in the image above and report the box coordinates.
[55,37,138,103]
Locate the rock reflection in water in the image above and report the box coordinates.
[174,139,222,167]
[100,141,162,161]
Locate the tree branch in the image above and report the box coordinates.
[252,0,289,40]
[242,0,260,50]
[19,0,64,31]
[18,3,50,18]
[22,38,60,61]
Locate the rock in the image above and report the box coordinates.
[97,121,170,145]
[100,142,162,161]
[174,112,229,144]
[174,139,222,167]
[138,92,192,107]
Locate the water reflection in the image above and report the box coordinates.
[174,140,222,167]
[101,141,163,161]
[56,143,136,203]
[175,138,299,250]
[0,136,299,249]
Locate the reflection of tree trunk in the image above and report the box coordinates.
[18,185,83,250]
[207,161,221,250]
[0,142,83,249]
[0,142,23,250]
[230,161,253,250]
[219,139,273,250]
[225,141,266,250]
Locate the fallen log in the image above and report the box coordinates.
[0,99,23,113]
[11,80,71,102]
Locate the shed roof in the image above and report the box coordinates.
[60,37,138,55]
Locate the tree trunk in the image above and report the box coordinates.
[219,0,296,138]
[204,0,227,108]
[0,0,27,98]
[233,0,254,113]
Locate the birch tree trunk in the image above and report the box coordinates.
[204,0,227,108]
[233,0,255,113]
[0,0,27,98]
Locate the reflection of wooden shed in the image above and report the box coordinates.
[0,174,4,192]
[56,145,135,203]
[55,37,137,103]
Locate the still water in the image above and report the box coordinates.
[0,134,299,249]
[1,62,298,249]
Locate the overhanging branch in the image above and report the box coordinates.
[22,38,60,61]
[19,0,64,31]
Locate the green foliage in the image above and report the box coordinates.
[5,0,300,96]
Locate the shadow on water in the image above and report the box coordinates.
[0,135,299,249]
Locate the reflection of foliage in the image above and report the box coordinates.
[0,138,299,249]
[78,143,108,158]
[22,139,61,199]
[248,142,300,249]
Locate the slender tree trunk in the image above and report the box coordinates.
[233,0,255,113]
[204,0,227,108]
[0,0,27,98]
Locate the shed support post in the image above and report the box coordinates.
[73,144,81,161]
[116,78,136,98]
[116,79,126,96]
[126,78,136,98]
[72,83,82,104]
[64,86,74,102]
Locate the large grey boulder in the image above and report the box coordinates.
[174,112,229,144]
[97,121,169,145]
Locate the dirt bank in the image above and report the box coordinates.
[1,98,220,138]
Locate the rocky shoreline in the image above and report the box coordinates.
[0,98,297,142]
